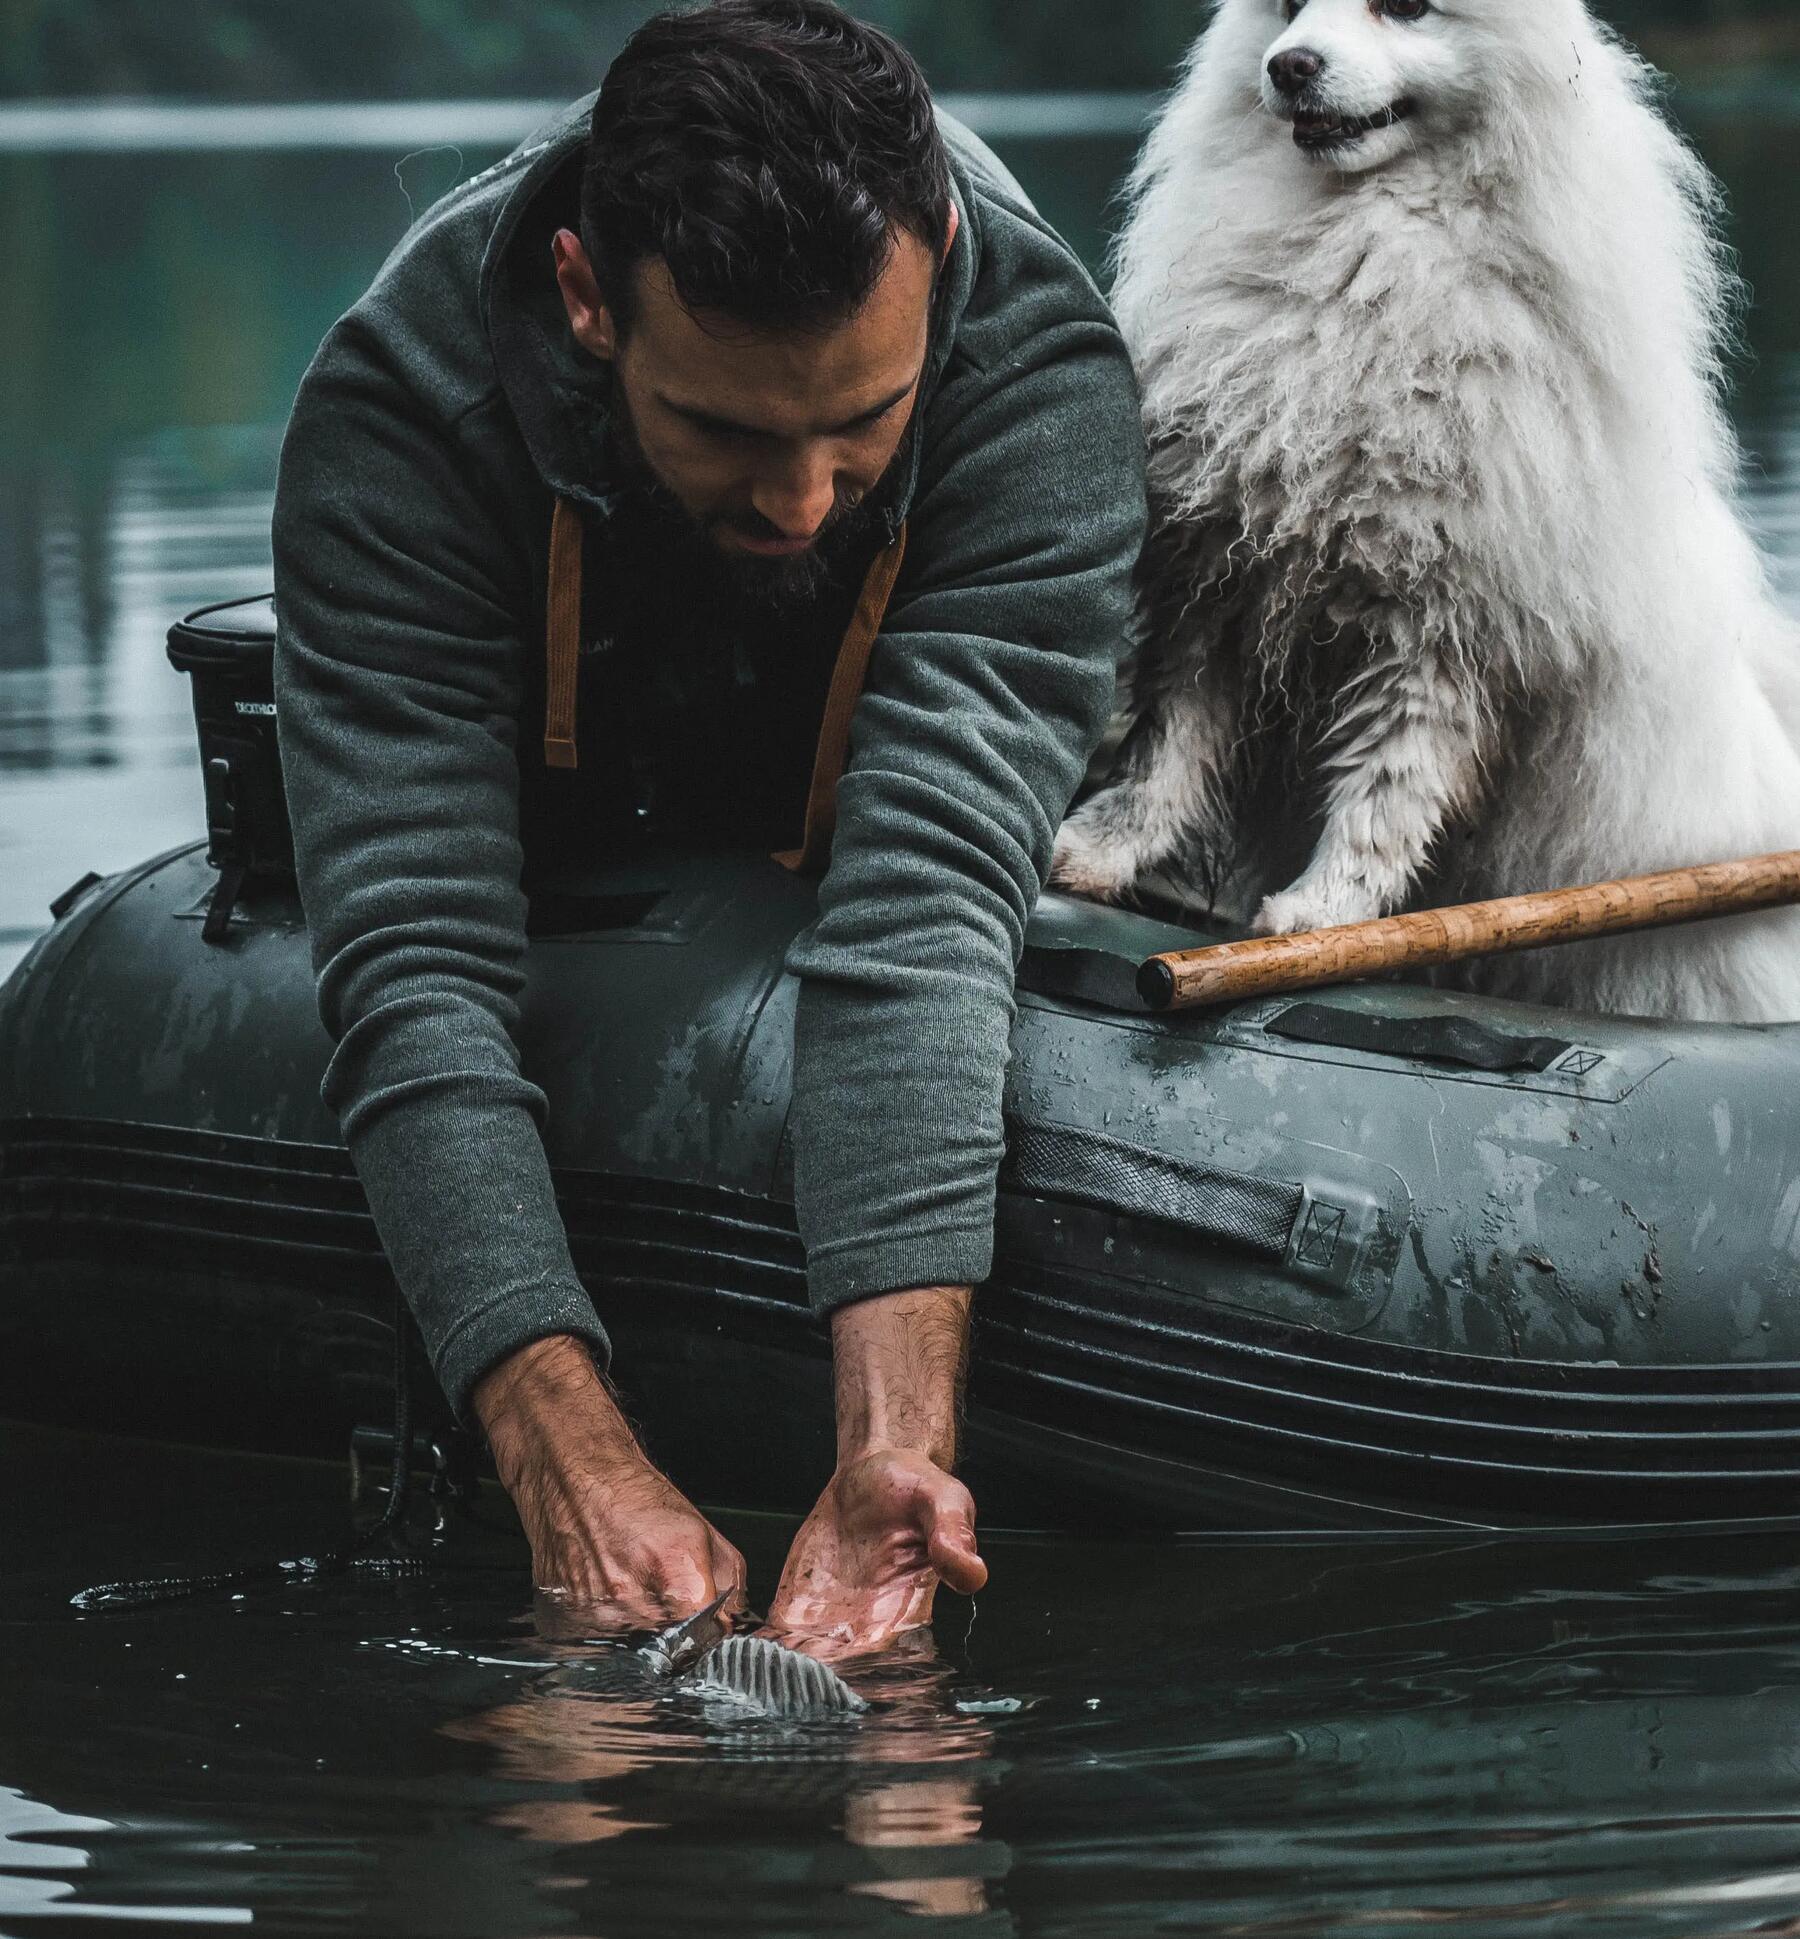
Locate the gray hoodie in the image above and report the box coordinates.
[271,94,1146,1416]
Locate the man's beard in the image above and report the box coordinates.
[603,372,906,618]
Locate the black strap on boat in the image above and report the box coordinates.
[69,1289,424,1614]
[1004,1120,1303,1260]
[1266,1002,1573,1074]
[201,860,248,946]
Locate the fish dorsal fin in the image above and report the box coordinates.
[684,1635,866,1717]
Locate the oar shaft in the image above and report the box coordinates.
[1138,850,1800,1013]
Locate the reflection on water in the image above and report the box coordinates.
[443,1638,1007,1921]
[0,1785,254,1927]
[1,428,279,773]
[12,1420,1800,1935]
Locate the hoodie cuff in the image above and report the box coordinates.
[804,1223,994,1317]
[432,1278,613,1421]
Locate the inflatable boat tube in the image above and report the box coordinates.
[4,598,1800,1532]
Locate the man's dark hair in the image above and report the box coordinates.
[582,0,952,334]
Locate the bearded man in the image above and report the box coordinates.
[272,0,1145,1650]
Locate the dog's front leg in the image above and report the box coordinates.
[1253,651,1489,937]
[1052,648,1242,906]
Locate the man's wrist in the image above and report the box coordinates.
[472,1333,638,1461]
[829,1286,972,1471]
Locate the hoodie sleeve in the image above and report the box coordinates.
[784,260,1148,1309]
[271,321,610,1417]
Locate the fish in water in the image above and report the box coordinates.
[640,1594,867,1719]
[684,1634,868,1717]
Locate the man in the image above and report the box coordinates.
[272,0,1145,1652]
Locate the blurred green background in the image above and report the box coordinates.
[2,0,1796,96]
[0,1,1796,973]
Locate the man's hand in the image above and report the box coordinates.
[769,1288,988,1656]
[473,1334,745,1628]
[769,1446,987,1655]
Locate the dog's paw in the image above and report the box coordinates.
[1251,879,1385,938]
[1049,819,1139,903]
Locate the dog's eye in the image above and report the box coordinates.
[1379,0,1431,17]
[1284,0,1307,18]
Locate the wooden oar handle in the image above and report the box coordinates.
[1138,850,1800,1013]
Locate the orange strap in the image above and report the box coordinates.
[542,497,908,874]
[543,496,584,770]
[774,524,908,877]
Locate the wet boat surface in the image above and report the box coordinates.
[7,827,1800,1530]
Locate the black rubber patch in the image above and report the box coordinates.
[1004,1121,1301,1259]
[49,872,104,923]
[1267,1002,1573,1074]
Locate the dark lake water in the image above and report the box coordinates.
[12,1421,1800,1937]
[6,78,1800,1939]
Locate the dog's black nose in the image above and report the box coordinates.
[1268,47,1325,96]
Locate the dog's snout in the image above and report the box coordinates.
[1268,47,1325,96]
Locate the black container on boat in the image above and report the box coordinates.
[165,598,293,936]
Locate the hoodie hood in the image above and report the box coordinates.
[478,90,982,541]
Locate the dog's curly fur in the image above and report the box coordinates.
[1053,0,1800,1021]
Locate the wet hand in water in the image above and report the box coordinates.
[768,1446,988,1658]
[474,1334,746,1630]
[765,1287,987,1658]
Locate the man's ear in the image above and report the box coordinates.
[553,228,618,361]
[941,201,960,267]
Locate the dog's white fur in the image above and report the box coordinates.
[1053,0,1800,1021]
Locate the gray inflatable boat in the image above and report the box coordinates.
[3,596,1798,1532]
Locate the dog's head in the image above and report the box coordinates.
[1219,0,1585,177]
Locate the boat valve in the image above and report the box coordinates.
[348,1423,480,1517]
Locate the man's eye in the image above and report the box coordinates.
[1380,0,1431,18]
[688,419,756,444]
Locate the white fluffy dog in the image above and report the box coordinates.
[1053,0,1800,1021]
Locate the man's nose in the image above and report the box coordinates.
[752,447,838,540]
[1268,47,1326,96]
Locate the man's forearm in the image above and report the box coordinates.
[829,1286,972,1471]
[768,1286,985,1647]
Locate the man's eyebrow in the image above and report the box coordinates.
[657,373,922,439]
